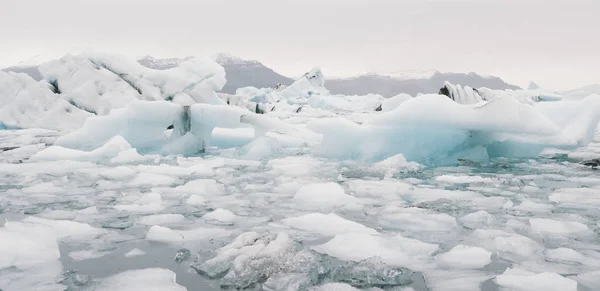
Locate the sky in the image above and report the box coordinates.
[1,0,599,90]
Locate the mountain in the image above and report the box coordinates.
[325,72,520,97]
[2,53,519,96]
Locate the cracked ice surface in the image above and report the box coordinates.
[2,126,599,291]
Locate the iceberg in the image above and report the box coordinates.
[308,93,600,164]
[1,52,226,132]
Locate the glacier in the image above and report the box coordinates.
[1,52,600,291]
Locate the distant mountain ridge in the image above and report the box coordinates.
[3,53,521,96]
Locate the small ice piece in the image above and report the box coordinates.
[186,194,206,206]
[92,268,187,291]
[293,182,361,210]
[115,192,165,214]
[465,229,542,262]
[203,208,238,224]
[312,233,438,271]
[311,283,360,291]
[174,248,191,263]
[146,225,230,244]
[378,207,457,232]
[125,248,146,257]
[280,213,377,236]
[549,188,600,208]
[435,245,491,269]
[529,218,589,237]
[406,188,483,205]
[128,172,177,187]
[330,257,413,288]
[423,270,493,291]
[99,166,137,180]
[176,179,225,195]
[263,273,312,291]
[494,268,578,291]
[435,175,494,184]
[458,211,493,229]
[576,270,600,290]
[138,214,186,226]
[68,249,110,261]
[514,200,554,213]
[347,179,413,200]
[544,248,600,267]
[373,154,423,176]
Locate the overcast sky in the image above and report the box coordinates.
[1,0,598,90]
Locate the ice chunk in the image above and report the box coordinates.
[405,188,483,205]
[115,192,165,213]
[514,200,554,212]
[466,229,542,262]
[373,154,423,176]
[125,248,146,257]
[186,195,207,206]
[378,207,457,232]
[330,257,413,288]
[458,211,493,229]
[194,232,328,288]
[138,214,186,226]
[494,268,578,291]
[0,70,90,131]
[263,273,312,291]
[310,283,360,291]
[174,248,192,263]
[577,270,600,290]
[68,249,110,261]
[293,182,361,210]
[380,93,413,112]
[549,187,600,208]
[309,94,600,163]
[21,216,105,241]
[176,179,225,195]
[146,225,230,244]
[347,179,413,200]
[312,233,438,271]
[435,175,495,184]
[92,268,186,291]
[99,166,137,180]
[203,208,238,224]
[544,248,600,267]
[423,270,493,291]
[529,218,590,237]
[435,245,491,269]
[30,135,132,161]
[0,219,64,291]
[280,213,377,236]
[128,172,177,187]
[281,67,329,98]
